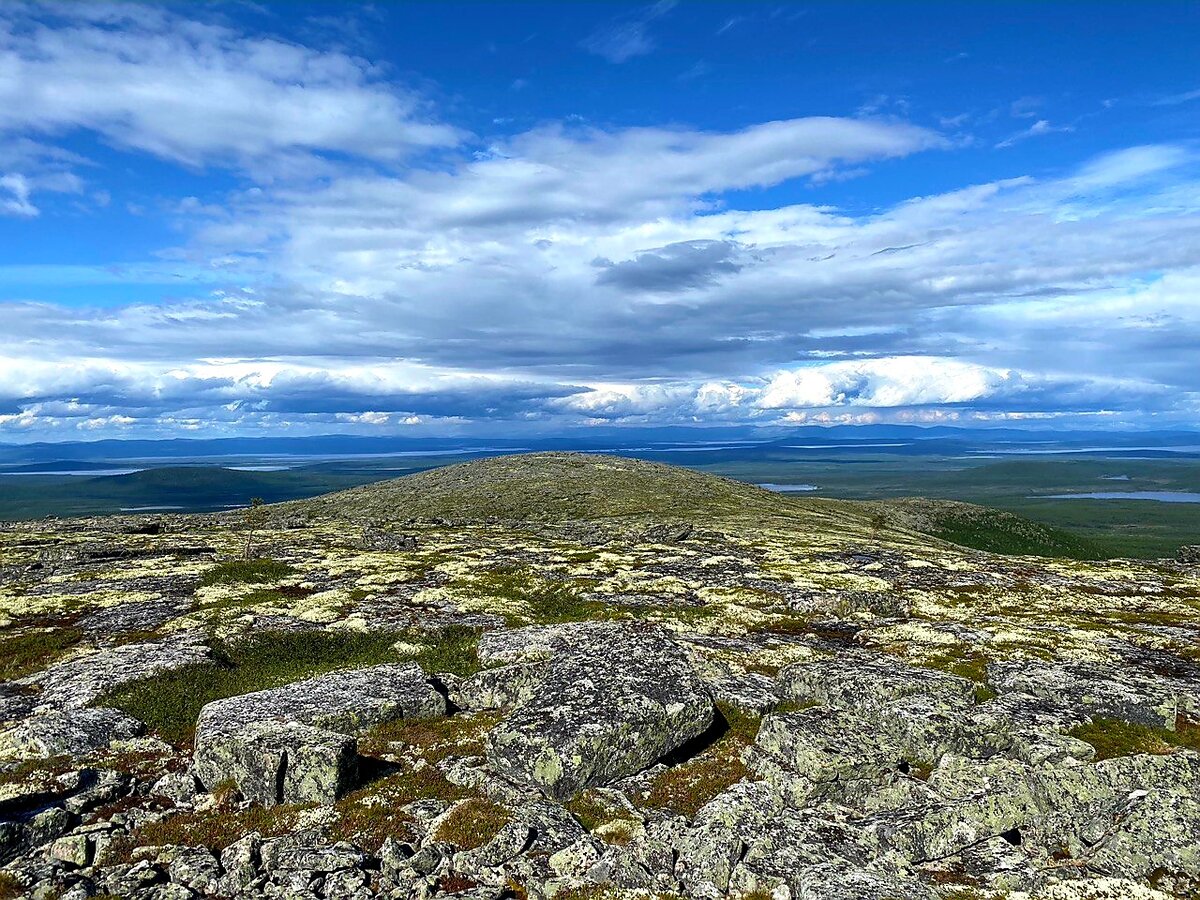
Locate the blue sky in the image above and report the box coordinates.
[1,1,1199,439]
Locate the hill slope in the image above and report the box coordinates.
[283,451,792,523]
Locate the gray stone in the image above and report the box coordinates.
[166,846,221,894]
[451,661,549,711]
[485,623,714,799]
[193,720,357,806]
[746,706,908,806]
[27,634,211,709]
[777,652,976,717]
[194,661,445,738]
[193,662,444,805]
[990,660,1198,730]
[151,771,200,804]
[0,708,145,761]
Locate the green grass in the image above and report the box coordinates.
[333,766,469,850]
[288,452,785,524]
[883,498,1099,559]
[102,800,311,862]
[1069,717,1200,761]
[0,873,24,899]
[197,558,295,587]
[462,566,618,625]
[0,626,85,679]
[409,624,483,675]
[358,709,500,762]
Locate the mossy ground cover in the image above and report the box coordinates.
[460,566,618,625]
[640,703,760,818]
[358,709,500,762]
[0,625,85,679]
[96,629,407,745]
[1069,717,1200,760]
[102,799,312,862]
[408,624,484,676]
[0,872,23,899]
[433,797,511,849]
[196,557,295,587]
[332,764,469,849]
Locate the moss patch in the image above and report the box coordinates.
[1069,717,1200,760]
[102,801,311,862]
[332,764,468,849]
[96,629,404,746]
[0,873,23,900]
[461,566,616,625]
[197,558,295,587]
[410,625,483,676]
[433,797,511,849]
[359,710,500,763]
[0,626,85,679]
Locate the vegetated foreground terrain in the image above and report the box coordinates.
[0,452,1198,900]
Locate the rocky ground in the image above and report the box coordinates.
[0,453,1198,900]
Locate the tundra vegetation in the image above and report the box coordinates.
[0,452,1198,900]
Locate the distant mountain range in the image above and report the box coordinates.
[3,425,1199,464]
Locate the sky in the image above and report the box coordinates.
[1,0,1199,441]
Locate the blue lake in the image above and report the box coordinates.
[1036,491,1200,503]
[757,483,819,493]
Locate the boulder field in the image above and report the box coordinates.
[0,453,1197,900]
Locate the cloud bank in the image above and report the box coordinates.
[1,4,1198,439]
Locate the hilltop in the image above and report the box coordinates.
[0,454,1198,900]
[284,452,791,523]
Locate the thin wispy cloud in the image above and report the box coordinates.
[581,0,677,63]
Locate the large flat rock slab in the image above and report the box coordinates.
[195,661,444,737]
[26,633,212,709]
[777,652,976,717]
[194,662,444,805]
[485,623,714,800]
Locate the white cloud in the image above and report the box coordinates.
[0,172,36,216]
[0,3,460,173]
[2,8,1199,439]
[581,1,676,63]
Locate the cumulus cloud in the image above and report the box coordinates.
[0,2,459,174]
[2,7,1200,439]
[594,240,746,292]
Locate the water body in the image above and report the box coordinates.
[757,483,820,493]
[1,468,144,477]
[1036,492,1200,503]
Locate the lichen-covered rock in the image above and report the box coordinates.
[192,662,444,805]
[0,707,144,761]
[26,634,212,708]
[990,660,1199,729]
[451,660,549,711]
[777,652,976,717]
[485,624,714,800]
[747,706,909,806]
[193,719,357,806]
[194,662,445,737]
[1081,789,1200,883]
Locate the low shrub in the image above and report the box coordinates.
[0,626,85,679]
[433,797,511,850]
[197,558,295,587]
